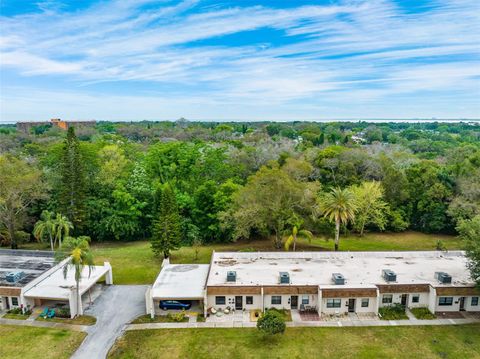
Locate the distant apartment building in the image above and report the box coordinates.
[16,118,96,133]
[146,251,480,318]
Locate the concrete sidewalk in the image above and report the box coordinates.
[126,317,480,331]
[0,317,88,332]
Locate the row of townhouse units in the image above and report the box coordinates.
[147,250,479,318]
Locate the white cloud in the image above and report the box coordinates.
[0,0,479,120]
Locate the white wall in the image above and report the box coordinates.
[263,294,318,310]
[207,294,262,311]
[321,297,377,314]
[464,296,480,312]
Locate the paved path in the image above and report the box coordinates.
[71,285,147,359]
[126,317,480,330]
[0,317,87,331]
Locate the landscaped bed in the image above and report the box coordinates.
[0,324,86,359]
[410,307,436,320]
[36,315,97,326]
[379,304,408,320]
[131,314,189,324]
[2,313,30,320]
[108,324,480,359]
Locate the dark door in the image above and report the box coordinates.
[348,299,355,312]
[460,297,466,311]
[235,296,243,310]
[291,296,298,309]
[401,294,408,306]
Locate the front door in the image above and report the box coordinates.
[460,297,466,311]
[235,296,243,310]
[401,294,408,306]
[291,296,298,309]
[348,298,355,312]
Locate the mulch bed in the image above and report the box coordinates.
[299,312,320,321]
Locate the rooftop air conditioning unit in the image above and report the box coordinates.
[6,271,25,283]
[279,272,290,284]
[435,272,452,284]
[227,271,236,282]
[382,269,397,282]
[332,273,345,285]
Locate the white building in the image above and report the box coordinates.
[0,250,113,318]
[147,250,479,318]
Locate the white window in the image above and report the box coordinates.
[327,299,341,308]
[382,295,393,304]
[301,295,309,305]
[11,297,19,306]
[412,295,420,303]
[215,296,226,305]
[472,297,479,306]
[246,296,253,305]
[361,299,369,308]
[271,296,282,305]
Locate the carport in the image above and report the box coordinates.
[24,262,113,318]
[147,260,209,318]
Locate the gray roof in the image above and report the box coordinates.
[0,249,55,287]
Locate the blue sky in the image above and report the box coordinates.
[1,0,479,122]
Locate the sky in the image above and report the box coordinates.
[0,0,479,122]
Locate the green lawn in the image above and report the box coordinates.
[36,315,97,326]
[108,324,480,359]
[2,313,30,320]
[21,231,464,285]
[0,325,86,359]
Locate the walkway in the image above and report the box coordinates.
[126,316,480,331]
[71,285,147,359]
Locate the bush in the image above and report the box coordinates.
[56,308,71,318]
[379,304,408,320]
[7,308,23,315]
[257,309,286,335]
[168,310,186,322]
[410,307,436,319]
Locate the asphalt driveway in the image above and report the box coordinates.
[71,285,147,359]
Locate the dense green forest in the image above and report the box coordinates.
[1,120,479,252]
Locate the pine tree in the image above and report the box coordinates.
[59,127,86,230]
[151,183,182,258]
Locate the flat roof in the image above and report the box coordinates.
[207,251,473,288]
[152,264,209,300]
[0,250,55,288]
[24,264,109,300]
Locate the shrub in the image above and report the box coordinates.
[168,310,186,322]
[257,309,286,335]
[56,308,71,318]
[7,308,23,315]
[379,304,408,320]
[410,307,436,319]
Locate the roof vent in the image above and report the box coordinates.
[279,272,290,284]
[382,269,397,282]
[227,271,236,282]
[6,271,25,283]
[332,273,345,285]
[435,272,452,284]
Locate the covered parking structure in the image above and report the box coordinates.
[146,260,209,318]
[23,262,113,318]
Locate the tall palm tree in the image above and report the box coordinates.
[54,213,73,249]
[284,221,313,252]
[319,187,357,251]
[33,211,57,251]
[56,236,94,318]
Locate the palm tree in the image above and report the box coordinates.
[33,211,57,251]
[319,187,357,251]
[56,236,94,318]
[54,213,73,249]
[284,221,313,252]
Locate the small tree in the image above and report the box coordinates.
[151,183,182,258]
[457,215,480,287]
[284,217,313,251]
[56,236,94,317]
[192,237,203,261]
[54,213,73,249]
[33,211,57,251]
[257,310,286,336]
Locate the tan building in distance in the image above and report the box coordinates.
[16,118,96,133]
